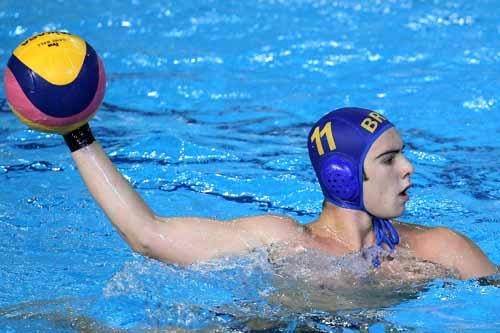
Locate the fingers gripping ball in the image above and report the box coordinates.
[3,31,106,134]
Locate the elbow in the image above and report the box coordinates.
[124,217,205,267]
[124,220,159,259]
[128,232,153,258]
[127,220,189,266]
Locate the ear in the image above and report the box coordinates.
[319,153,359,202]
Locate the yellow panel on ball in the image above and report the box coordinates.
[13,32,87,86]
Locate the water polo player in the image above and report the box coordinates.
[61,107,498,280]
[4,33,496,280]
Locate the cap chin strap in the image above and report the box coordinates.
[371,217,400,268]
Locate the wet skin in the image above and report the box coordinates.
[70,128,497,281]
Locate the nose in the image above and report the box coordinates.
[400,155,414,179]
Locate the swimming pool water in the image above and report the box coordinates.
[1,0,499,331]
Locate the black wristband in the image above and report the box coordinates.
[63,123,95,152]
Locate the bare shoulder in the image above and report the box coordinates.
[229,214,305,243]
[230,214,302,231]
[422,226,468,245]
[394,220,496,279]
[394,221,466,253]
[393,220,430,239]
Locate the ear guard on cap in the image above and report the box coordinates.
[319,153,360,206]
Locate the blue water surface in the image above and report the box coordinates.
[0,0,499,332]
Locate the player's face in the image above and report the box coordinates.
[363,128,414,218]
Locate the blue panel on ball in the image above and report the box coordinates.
[7,42,99,118]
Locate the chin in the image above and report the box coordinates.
[368,210,402,219]
[380,206,405,219]
[393,205,406,218]
[365,201,406,219]
[380,213,402,219]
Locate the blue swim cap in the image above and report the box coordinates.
[308,107,398,267]
[308,107,394,211]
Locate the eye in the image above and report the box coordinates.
[383,155,395,165]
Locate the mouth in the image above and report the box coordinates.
[398,184,412,200]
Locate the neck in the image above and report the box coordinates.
[307,201,376,252]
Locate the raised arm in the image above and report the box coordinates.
[71,136,300,265]
[71,140,157,254]
[3,32,300,267]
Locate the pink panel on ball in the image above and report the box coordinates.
[3,57,106,128]
[4,67,44,121]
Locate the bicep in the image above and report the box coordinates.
[143,215,290,265]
